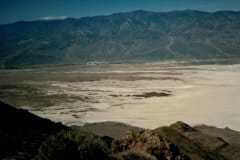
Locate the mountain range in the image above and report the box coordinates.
[1,10,240,68]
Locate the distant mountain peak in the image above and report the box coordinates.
[1,10,240,68]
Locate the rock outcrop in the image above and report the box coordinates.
[1,101,240,160]
[112,130,189,160]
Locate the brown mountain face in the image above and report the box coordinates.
[111,129,189,160]
[89,121,240,160]
[1,10,240,68]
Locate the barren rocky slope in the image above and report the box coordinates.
[1,101,240,160]
[1,10,240,68]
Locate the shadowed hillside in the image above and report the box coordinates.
[1,101,240,160]
[0,101,67,159]
[1,10,240,68]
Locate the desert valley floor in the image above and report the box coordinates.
[0,61,240,130]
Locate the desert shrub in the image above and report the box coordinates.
[110,150,157,160]
[146,144,180,160]
[35,129,110,160]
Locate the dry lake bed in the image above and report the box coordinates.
[0,61,240,130]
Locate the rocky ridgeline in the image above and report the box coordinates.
[112,130,189,160]
[0,101,240,160]
[1,10,240,68]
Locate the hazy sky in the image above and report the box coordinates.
[1,0,240,24]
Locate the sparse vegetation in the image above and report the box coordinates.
[36,130,110,160]
[112,130,189,160]
[1,10,240,68]
[1,101,240,160]
[110,150,157,160]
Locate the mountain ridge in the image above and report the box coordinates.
[2,9,240,25]
[1,10,240,68]
[1,101,240,159]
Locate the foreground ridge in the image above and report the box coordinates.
[0,101,240,160]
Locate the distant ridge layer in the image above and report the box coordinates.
[1,10,240,68]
